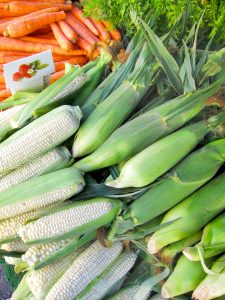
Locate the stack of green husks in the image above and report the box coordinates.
[2,15,225,300]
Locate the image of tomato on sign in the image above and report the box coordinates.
[3,50,55,94]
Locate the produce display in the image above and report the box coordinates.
[1,2,225,300]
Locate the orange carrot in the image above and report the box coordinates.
[0,88,11,98]
[0,56,28,64]
[90,18,110,43]
[25,0,65,3]
[58,20,77,43]
[4,11,66,38]
[66,13,99,46]
[0,7,60,35]
[2,2,72,16]
[20,36,59,46]
[101,20,122,41]
[0,65,4,71]
[0,72,5,83]
[0,0,14,2]
[77,37,94,58]
[50,69,64,83]
[0,36,85,55]
[71,7,98,36]
[0,3,8,9]
[34,32,55,39]
[50,22,73,51]
[0,83,6,89]
[54,56,87,71]
[0,17,16,24]
[0,51,36,56]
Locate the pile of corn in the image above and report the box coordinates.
[1,17,225,300]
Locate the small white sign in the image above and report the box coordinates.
[3,50,55,94]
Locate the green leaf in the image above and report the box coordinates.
[36,63,49,70]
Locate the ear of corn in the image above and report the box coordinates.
[183,212,225,261]
[1,240,28,253]
[0,104,26,129]
[73,51,112,107]
[22,239,71,267]
[19,198,121,245]
[26,250,84,300]
[11,66,86,128]
[75,81,221,172]
[108,285,150,300]
[148,172,225,254]
[0,105,82,175]
[192,254,225,300]
[79,251,137,300]
[45,240,123,300]
[72,44,158,157]
[123,138,225,226]
[0,167,85,220]
[0,147,71,193]
[159,231,202,266]
[161,255,209,298]
[107,121,208,188]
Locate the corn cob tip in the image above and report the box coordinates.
[147,238,158,254]
[73,106,83,121]
[161,286,171,299]
[182,247,196,261]
[105,178,129,189]
[192,286,209,300]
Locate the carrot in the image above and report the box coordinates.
[66,13,99,46]
[0,51,36,56]
[0,3,8,9]
[4,11,66,38]
[34,32,55,39]
[20,36,59,46]
[0,0,14,2]
[0,72,5,83]
[77,37,94,58]
[50,70,64,83]
[25,0,65,3]
[54,56,87,71]
[0,83,6,89]
[71,7,98,36]
[2,2,72,16]
[90,18,110,43]
[50,22,73,51]
[0,7,60,35]
[101,20,122,41]
[0,36,85,55]
[58,20,77,43]
[0,89,11,98]
[0,17,15,24]
[0,56,28,64]
[52,53,74,61]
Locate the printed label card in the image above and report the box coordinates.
[3,50,55,94]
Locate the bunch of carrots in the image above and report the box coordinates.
[0,0,122,101]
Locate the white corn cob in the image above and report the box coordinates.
[108,285,150,300]
[80,251,137,300]
[0,147,71,193]
[108,275,128,296]
[26,250,83,300]
[19,199,114,243]
[4,256,23,265]
[1,240,28,252]
[46,241,123,300]
[0,167,84,220]
[0,104,25,128]
[22,240,70,266]
[0,105,82,175]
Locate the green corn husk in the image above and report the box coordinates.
[107,284,150,300]
[161,255,211,298]
[122,138,225,226]
[184,212,225,261]
[72,51,112,107]
[75,81,222,172]
[19,198,121,245]
[147,172,225,254]
[158,231,202,266]
[73,44,159,157]
[0,147,71,193]
[193,254,225,300]
[107,121,208,188]
[0,167,84,220]
[0,92,37,110]
[11,273,33,300]
[0,105,81,176]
